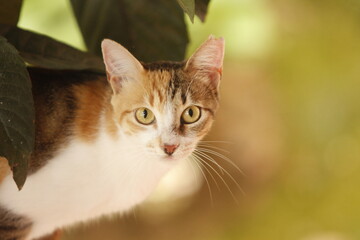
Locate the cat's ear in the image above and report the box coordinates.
[101,39,144,94]
[185,35,225,88]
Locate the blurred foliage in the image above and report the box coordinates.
[0,0,23,25]
[14,0,360,239]
[18,0,86,50]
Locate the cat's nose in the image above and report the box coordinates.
[163,144,179,156]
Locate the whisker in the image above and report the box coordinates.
[200,140,233,144]
[193,149,224,174]
[194,150,246,197]
[186,157,199,187]
[195,156,240,204]
[190,156,214,205]
[196,147,245,176]
[197,144,231,154]
[191,154,221,191]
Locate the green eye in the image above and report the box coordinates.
[182,106,201,124]
[135,107,155,125]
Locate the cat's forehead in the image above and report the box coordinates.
[141,62,189,107]
[141,62,218,111]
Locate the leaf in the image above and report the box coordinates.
[0,24,105,73]
[177,0,211,22]
[0,0,23,25]
[0,36,34,190]
[177,0,195,23]
[195,0,211,22]
[70,0,188,62]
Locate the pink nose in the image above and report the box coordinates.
[163,144,179,156]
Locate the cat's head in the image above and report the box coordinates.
[101,36,224,163]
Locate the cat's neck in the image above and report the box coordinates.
[71,79,118,142]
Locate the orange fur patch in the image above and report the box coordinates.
[144,70,171,109]
[104,105,118,139]
[73,80,113,142]
[0,157,10,185]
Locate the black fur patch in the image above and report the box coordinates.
[0,206,32,240]
[142,61,184,71]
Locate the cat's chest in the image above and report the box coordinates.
[0,133,169,229]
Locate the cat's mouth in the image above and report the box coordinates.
[162,151,182,160]
[161,148,194,162]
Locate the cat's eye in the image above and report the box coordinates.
[135,108,155,125]
[181,106,201,124]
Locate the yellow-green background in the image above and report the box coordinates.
[19,0,360,239]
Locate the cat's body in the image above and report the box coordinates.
[0,36,224,240]
[1,69,169,239]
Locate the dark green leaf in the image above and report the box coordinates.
[0,0,23,25]
[70,0,188,62]
[195,0,211,22]
[0,36,34,190]
[177,0,195,23]
[0,24,105,73]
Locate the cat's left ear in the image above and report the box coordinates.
[101,39,144,94]
[185,35,225,88]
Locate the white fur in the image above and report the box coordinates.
[0,110,194,239]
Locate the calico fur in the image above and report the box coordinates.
[28,69,107,173]
[0,36,224,240]
[0,157,10,185]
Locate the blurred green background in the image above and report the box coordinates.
[19,0,360,239]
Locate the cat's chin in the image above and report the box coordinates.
[162,155,176,161]
[159,153,186,163]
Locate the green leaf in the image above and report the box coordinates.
[0,0,23,25]
[177,0,195,23]
[195,0,211,22]
[0,24,105,73]
[0,36,34,190]
[70,0,188,62]
[177,0,211,22]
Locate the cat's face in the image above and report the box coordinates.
[102,36,224,163]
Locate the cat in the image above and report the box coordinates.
[0,35,224,240]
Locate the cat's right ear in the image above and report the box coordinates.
[185,35,225,89]
[101,39,144,94]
